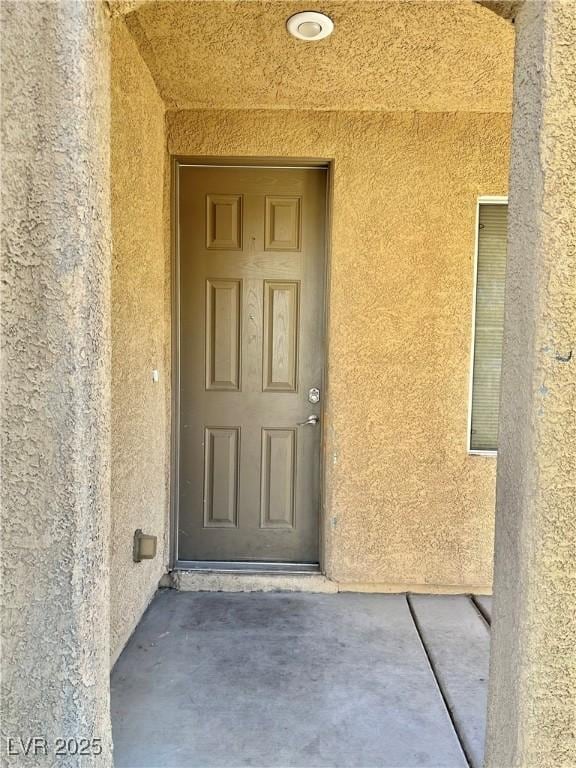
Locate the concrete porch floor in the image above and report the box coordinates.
[111,591,492,768]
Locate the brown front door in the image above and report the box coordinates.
[177,164,327,563]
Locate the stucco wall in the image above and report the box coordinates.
[110,17,168,664]
[168,108,510,591]
[1,0,113,761]
[125,0,513,114]
[486,2,576,765]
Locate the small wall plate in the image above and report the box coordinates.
[133,529,158,562]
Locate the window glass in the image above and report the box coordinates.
[470,203,508,452]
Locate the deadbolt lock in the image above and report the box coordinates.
[308,387,320,404]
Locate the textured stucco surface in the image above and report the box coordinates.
[126,0,514,113]
[486,2,576,766]
[0,1,113,764]
[476,0,521,21]
[110,17,168,664]
[168,108,510,590]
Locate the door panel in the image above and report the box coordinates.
[260,428,297,529]
[177,165,326,563]
[203,427,240,528]
[206,194,242,250]
[205,278,242,391]
[265,196,301,251]
[262,280,299,392]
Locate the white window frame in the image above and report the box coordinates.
[467,195,508,456]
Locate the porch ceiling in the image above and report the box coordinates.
[120,0,514,113]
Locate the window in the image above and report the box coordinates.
[469,199,508,453]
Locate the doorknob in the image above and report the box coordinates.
[297,415,320,426]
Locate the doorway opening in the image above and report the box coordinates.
[171,158,331,573]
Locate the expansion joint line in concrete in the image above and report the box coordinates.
[405,593,473,768]
[470,595,491,628]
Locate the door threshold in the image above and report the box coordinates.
[174,560,321,575]
[171,567,337,594]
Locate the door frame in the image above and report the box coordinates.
[169,155,334,572]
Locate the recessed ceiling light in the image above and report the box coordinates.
[286,11,334,42]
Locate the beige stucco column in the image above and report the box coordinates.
[1,1,112,764]
[485,1,576,766]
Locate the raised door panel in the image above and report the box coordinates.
[265,196,301,251]
[205,279,241,391]
[203,427,240,528]
[263,280,299,392]
[206,194,242,250]
[260,429,296,529]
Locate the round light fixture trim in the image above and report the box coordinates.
[286,11,334,41]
